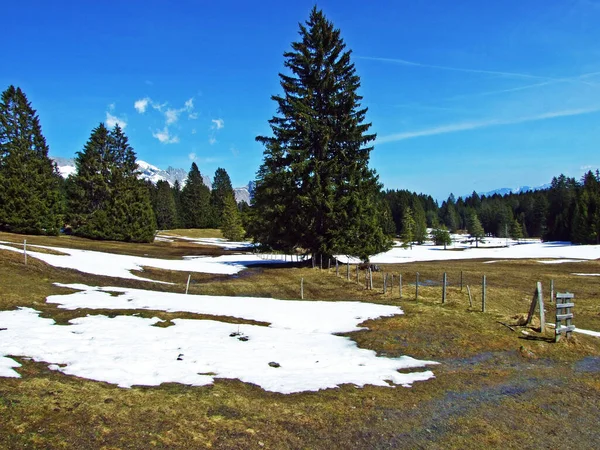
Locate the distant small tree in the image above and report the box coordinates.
[401,207,415,249]
[431,226,452,249]
[510,218,523,241]
[221,193,245,241]
[467,211,485,248]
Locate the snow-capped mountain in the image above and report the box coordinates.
[478,184,551,197]
[52,157,253,204]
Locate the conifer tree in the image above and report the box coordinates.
[431,226,452,249]
[510,218,523,241]
[0,85,62,235]
[154,180,178,230]
[180,162,211,228]
[210,167,235,228]
[467,211,485,247]
[67,123,156,242]
[221,193,245,241]
[172,179,182,227]
[400,207,415,249]
[250,7,391,261]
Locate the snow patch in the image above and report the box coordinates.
[0,242,288,282]
[49,283,402,334]
[0,299,436,393]
[0,355,21,378]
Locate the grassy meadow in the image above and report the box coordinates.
[0,230,599,449]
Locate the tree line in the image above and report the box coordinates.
[0,85,244,243]
[385,171,600,246]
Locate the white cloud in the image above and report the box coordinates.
[152,101,167,112]
[134,98,150,113]
[165,108,180,125]
[164,98,195,124]
[209,137,217,145]
[211,118,224,130]
[188,152,197,161]
[191,128,197,135]
[106,112,127,129]
[377,106,600,144]
[231,147,239,157]
[108,103,115,112]
[152,127,179,144]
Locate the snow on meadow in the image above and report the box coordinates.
[0,286,437,393]
[1,236,598,285]
[166,236,256,250]
[49,283,400,334]
[0,241,287,282]
[337,238,600,265]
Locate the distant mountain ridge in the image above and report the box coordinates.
[52,157,253,204]
[477,184,551,197]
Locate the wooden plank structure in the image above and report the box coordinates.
[555,292,574,342]
[526,282,545,331]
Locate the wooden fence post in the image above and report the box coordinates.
[442,272,447,304]
[526,282,545,332]
[550,279,554,303]
[356,265,359,284]
[466,285,473,308]
[328,258,331,271]
[185,274,191,295]
[301,277,304,300]
[481,275,486,312]
[383,273,387,294]
[24,239,27,266]
[460,270,463,291]
[415,272,419,301]
[336,259,339,277]
[320,254,323,270]
[399,274,403,299]
[346,261,350,280]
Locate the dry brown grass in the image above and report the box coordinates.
[1,232,599,449]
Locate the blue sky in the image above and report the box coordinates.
[3,0,600,201]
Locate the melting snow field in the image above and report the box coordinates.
[0,242,287,282]
[337,239,600,265]
[0,285,437,393]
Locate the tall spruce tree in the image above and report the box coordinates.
[210,167,235,228]
[400,207,415,249]
[180,163,211,228]
[221,193,245,241]
[172,179,182,227]
[250,7,391,261]
[67,123,156,242]
[0,85,62,235]
[154,180,178,230]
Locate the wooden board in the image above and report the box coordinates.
[556,302,575,309]
[556,313,573,320]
